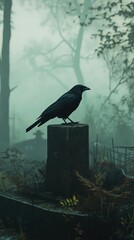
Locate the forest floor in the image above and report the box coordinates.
[0,148,134,240]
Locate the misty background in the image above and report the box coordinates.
[0,0,134,155]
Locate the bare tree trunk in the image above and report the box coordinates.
[73,0,90,105]
[0,58,2,77]
[73,26,85,85]
[0,0,12,151]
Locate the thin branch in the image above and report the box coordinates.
[49,7,75,52]
[39,40,64,56]
[100,78,128,113]
[10,85,18,93]
[43,69,68,90]
[57,23,75,52]
[39,54,73,69]
[99,55,134,113]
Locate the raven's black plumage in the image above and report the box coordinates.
[26,84,90,132]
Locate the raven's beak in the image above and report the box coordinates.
[84,86,91,91]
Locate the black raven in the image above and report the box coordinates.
[26,84,90,132]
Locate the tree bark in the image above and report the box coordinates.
[73,0,90,105]
[0,0,12,151]
[73,26,85,85]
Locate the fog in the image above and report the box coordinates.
[10,1,108,139]
[0,0,133,147]
[0,2,134,238]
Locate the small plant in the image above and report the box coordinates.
[94,173,105,187]
[59,195,79,208]
[74,222,85,240]
[0,147,45,193]
[118,210,134,238]
[16,225,29,240]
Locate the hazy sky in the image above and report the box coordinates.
[1,0,113,141]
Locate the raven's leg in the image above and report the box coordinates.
[63,118,67,124]
[67,117,78,124]
[62,118,78,124]
[67,117,75,123]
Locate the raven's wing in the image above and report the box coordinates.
[38,93,80,119]
[26,94,78,131]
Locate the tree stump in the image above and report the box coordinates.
[45,124,89,196]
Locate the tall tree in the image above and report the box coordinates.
[0,0,12,150]
[0,1,4,80]
[90,0,134,110]
[88,0,134,142]
[24,0,95,96]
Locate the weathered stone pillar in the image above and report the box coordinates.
[45,124,89,196]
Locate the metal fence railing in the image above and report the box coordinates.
[90,141,134,177]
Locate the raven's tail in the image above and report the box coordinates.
[26,119,41,132]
